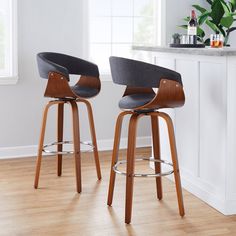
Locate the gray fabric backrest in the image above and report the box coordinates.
[109,56,182,88]
[37,52,100,80]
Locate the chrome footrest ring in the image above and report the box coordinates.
[43,141,94,154]
[113,158,174,178]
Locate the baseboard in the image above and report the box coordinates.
[97,136,152,152]
[0,145,38,159]
[150,161,232,215]
[0,136,152,160]
[225,200,236,215]
[180,170,227,215]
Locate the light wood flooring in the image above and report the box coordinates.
[1,147,236,236]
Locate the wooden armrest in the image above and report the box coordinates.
[44,72,76,98]
[123,86,155,96]
[75,75,101,92]
[138,79,185,109]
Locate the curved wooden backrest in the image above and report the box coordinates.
[36,52,101,99]
[109,56,185,109]
[142,79,185,109]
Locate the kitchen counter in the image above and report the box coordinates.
[133,46,236,216]
[133,45,236,56]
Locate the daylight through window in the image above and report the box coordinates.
[88,0,164,75]
[0,0,17,84]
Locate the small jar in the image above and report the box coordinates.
[210,34,224,48]
[180,35,197,45]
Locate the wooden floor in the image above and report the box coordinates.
[1,147,236,236]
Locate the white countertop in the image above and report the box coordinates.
[133,45,236,56]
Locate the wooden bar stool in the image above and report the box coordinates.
[107,56,185,224]
[34,52,101,193]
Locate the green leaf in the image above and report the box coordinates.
[220,0,231,15]
[210,0,225,25]
[230,0,236,11]
[198,11,210,25]
[183,16,190,22]
[204,38,210,46]
[211,0,220,9]
[197,26,205,38]
[207,0,213,4]
[206,19,221,32]
[227,26,236,33]
[179,25,187,29]
[206,0,213,5]
[192,4,207,13]
[229,2,236,12]
[217,25,226,36]
[224,34,229,46]
[220,15,234,28]
[230,0,236,7]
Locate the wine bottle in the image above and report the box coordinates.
[187,10,197,44]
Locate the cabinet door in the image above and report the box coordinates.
[175,59,199,177]
[199,60,226,194]
[226,57,236,202]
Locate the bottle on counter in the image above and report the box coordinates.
[187,10,197,44]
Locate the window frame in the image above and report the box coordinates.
[0,0,18,85]
[83,0,166,81]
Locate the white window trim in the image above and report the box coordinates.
[158,0,166,46]
[82,1,89,60]
[0,0,18,85]
[82,0,166,81]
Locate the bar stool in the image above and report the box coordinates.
[34,52,101,193]
[107,56,185,224]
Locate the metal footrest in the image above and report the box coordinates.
[113,158,174,178]
[43,141,94,154]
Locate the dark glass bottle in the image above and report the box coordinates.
[187,10,197,44]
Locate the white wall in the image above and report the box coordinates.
[2,0,234,158]
[0,0,151,158]
[166,0,236,47]
[165,0,208,44]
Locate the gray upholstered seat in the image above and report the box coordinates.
[107,56,185,224]
[109,56,183,111]
[37,52,101,99]
[119,93,155,109]
[71,85,99,98]
[35,52,102,194]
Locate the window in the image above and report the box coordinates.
[0,0,17,84]
[86,0,165,77]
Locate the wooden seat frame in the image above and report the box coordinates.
[34,71,101,193]
[107,78,185,224]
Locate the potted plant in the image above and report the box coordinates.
[172,33,181,44]
[180,0,236,46]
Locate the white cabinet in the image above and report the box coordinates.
[175,59,199,177]
[136,48,236,215]
[199,59,227,198]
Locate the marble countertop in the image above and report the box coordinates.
[132,45,236,56]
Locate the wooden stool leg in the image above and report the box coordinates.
[34,102,53,189]
[70,101,82,193]
[160,112,185,216]
[107,111,131,206]
[125,113,140,224]
[83,100,101,180]
[57,103,64,177]
[151,115,163,200]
